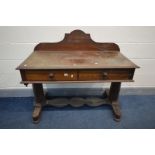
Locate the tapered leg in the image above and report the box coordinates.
[108,82,121,121]
[32,83,45,123]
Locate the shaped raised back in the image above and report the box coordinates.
[34,30,120,52]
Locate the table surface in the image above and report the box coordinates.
[17,50,139,70]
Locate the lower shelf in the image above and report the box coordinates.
[45,96,110,108]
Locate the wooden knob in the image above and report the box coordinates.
[49,73,54,79]
[102,72,108,79]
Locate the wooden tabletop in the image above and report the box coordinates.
[17,50,139,70]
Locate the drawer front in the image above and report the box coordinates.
[24,70,77,81]
[22,69,134,82]
[79,69,134,81]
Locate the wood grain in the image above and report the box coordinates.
[34,30,120,51]
[24,70,77,81]
[16,29,139,123]
[21,68,134,82]
[16,30,138,70]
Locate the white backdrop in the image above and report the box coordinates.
[0,26,155,90]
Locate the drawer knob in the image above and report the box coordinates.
[49,73,54,79]
[102,72,108,79]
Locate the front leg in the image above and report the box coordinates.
[32,83,46,123]
[108,82,121,121]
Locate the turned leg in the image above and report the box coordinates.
[32,83,46,123]
[108,82,121,121]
